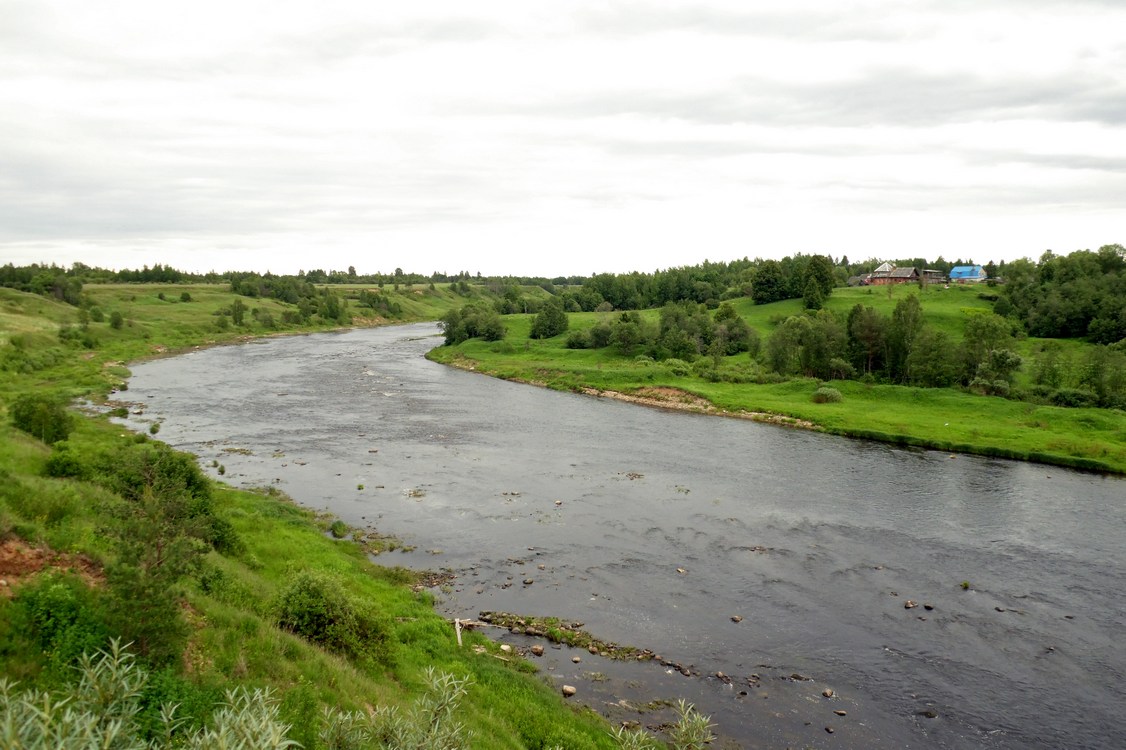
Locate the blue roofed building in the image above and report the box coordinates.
[949,265,987,283]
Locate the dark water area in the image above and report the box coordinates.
[124,324,1126,749]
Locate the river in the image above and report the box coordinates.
[124,323,1125,749]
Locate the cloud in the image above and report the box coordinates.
[0,0,1123,273]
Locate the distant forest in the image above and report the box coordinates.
[3,244,1123,347]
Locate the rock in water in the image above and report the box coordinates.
[562,685,577,697]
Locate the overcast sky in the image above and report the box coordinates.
[2,0,1123,277]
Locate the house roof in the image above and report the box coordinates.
[889,267,918,278]
[949,265,986,279]
[873,261,894,274]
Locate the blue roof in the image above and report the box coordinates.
[949,265,985,279]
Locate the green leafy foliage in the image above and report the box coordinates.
[275,569,394,666]
[10,573,110,677]
[9,393,73,444]
[439,303,506,344]
[530,298,569,339]
[0,641,297,750]
[812,386,843,403]
[609,700,715,750]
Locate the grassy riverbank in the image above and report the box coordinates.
[427,286,1126,474]
[0,283,626,748]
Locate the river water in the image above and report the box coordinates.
[124,323,1125,749]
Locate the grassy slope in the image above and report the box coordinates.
[428,285,1126,474]
[0,283,618,749]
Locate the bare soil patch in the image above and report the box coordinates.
[580,386,819,429]
[0,539,103,596]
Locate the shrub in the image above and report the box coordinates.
[664,359,692,377]
[1051,388,1099,408]
[317,668,473,750]
[109,311,125,330]
[564,330,590,349]
[0,641,297,750]
[10,393,73,444]
[828,357,856,380]
[275,570,393,665]
[588,321,613,348]
[811,386,843,403]
[44,442,88,479]
[11,574,110,674]
[529,300,568,339]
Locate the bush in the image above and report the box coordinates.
[0,641,297,750]
[811,386,843,403]
[9,393,73,444]
[969,377,1010,397]
[529,300,568,339]
[1051,388,1099,408]
[664,359,692,377]
[587,322,613,348]
[11,573,110,675]
[564,330,590,349]
[275,570,393,665]
[43,442,88,479]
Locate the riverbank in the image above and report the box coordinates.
[427,336,1126,475]
[0,285,638,748]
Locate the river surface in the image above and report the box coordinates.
[124,323,1125,749]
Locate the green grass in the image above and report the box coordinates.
[429,287,1126,474]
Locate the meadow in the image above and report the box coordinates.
[428,285,1126,474]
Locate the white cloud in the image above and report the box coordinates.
[0,0,1123,275]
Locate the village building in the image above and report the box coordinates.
[866,263,921,285]
[949,265,988,283]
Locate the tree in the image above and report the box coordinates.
[887,294,924,383]
[766,316,809,375]
[846,305,887,375]
[231,298,247,326]
[798,310,847,379]
[961,313,1015,383]
[907,328,960,387]
[802,279,825,310]
[751,260,787,305]
[804,254,835,299]
[610,312,647,356]
[439,303,506,344]
[611,321,643,356]
[713,303,755,354]
[529,299,569,339]
[1030,340,1069,388]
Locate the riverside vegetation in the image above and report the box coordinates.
[428,247,1126,474]
[0,273,715,749]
